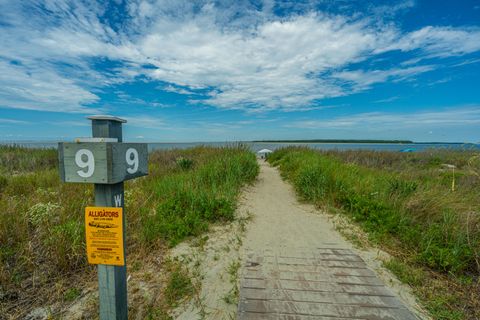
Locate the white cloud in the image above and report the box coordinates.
[372,0,416,17]
[0,1,479,113]
[452,58,480,67]
[373,96,399,103]
[381,26,480,58]
[0,118,28,124]
[162,85,198,95]
[124,115,165,129]
[287,106,480,130]
[47,120,90,127]
[137,13,393,110]
[333,65,434,91]
[0,60,99,112]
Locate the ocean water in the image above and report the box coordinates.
[1,140,479,153]
[242,142,480,153]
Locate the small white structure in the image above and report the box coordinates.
[257,148,273,159]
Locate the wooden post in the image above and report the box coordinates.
[59,115,147,319]
[89,115,128,320]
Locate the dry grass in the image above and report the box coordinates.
[0,145,258,319]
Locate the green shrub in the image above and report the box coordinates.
[27,202,61,226]
[384,259,425,287]
[417,210,473,273]
[0,175,7,193]
[164,263,193,306]
[428,156,442,167]
[0,145,57,174]
[47,220,85,269]
[176,157,194,170]
[268,147,479,275]
[294,164,330,201]
[64,287,81,302]
[388,178,418,196]
[142,147,258,246]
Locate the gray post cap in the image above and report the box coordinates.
[87,115,127,123]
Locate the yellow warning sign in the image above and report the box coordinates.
[85,207,124,266]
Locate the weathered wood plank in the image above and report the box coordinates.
[246,265,375,277]
[239,312,365,320]
[263,248,355,256]
[238,300,417,320]
[263,255,365,263]
[241,278,395,296]
[243,270,384,285]
[239,248,419,320]
[239,288,403,307]
[246,255,367,268]
[248,259,367,269]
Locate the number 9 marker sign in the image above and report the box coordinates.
[125,148,139,174]
[59,142,148,184]
[75,149,95,178]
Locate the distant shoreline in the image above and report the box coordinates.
[252,140,474,144]
[253,139,415,144]
[0,140,475,145]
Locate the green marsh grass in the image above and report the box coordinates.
[164,261,194,307]
[269,147,479,319]
[0,145,258,318]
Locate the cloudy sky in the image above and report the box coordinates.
[0,0,479,142]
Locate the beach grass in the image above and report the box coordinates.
[0,145,258,318]
[268,147,479,319]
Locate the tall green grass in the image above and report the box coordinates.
[269,147,479,319]
[141,147,259,246]
[0,145,258,318]
[0,145,57,174]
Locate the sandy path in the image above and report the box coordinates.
[172,160,429,319]
[241,160,350,250]
[237,160,429,319]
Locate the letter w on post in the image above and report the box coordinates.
[114,194,122,207]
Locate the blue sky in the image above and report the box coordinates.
[0,0,479,142]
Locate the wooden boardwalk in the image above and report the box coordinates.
[238,247,418,320]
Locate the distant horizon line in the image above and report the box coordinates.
[0,139,477,145]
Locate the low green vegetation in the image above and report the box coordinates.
[164,262,194,307]
[0,145,258,318]
[142,147,258,246]
[223,259,241,305]
[269,147,479,320]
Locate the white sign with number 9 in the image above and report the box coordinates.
[75,149,95,178]
[126,148,139,174]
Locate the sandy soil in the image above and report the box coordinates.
[170,200,251,319]
[171,160,430,319]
